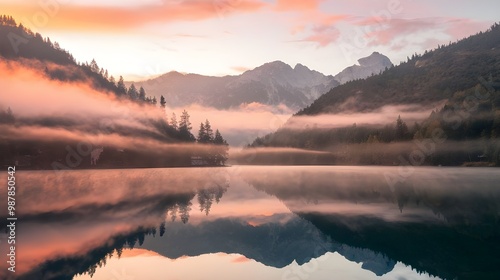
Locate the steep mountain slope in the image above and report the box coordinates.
[299,24,500,115]
[131,53,393,110]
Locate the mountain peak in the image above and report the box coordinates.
[358,52,392,68]
[334,52,393,84]
[294,63,310,71]
[258,60,293,70]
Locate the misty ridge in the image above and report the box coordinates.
[0,27,232,169]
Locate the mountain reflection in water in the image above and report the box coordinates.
[0,166,498,280]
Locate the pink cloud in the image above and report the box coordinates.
[231,66,252,73]
[445,18,492,41]
[362,18,439,46]
[290,13,348,47]
[356,17,492,49]
[299,25,341,47]
[5,0,268,32]
[274,0,323,11]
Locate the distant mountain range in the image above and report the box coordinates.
[139,216,395,276]
[130,52,393,110]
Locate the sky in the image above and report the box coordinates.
[1,0,498,80]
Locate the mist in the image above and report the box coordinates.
[230,139,499,166]
[286,103,444,130]
[0,59,298,152]
[0,60,227,164]
[165,103,293,146]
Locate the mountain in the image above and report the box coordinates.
[130,61,338,110]
[299,25,500,115]
[248,23,500,166]
[130,54,393,110]
[139,217,395,276]
[334,52,393,84]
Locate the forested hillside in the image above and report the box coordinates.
[0,15,229,169]
[298,23,500,115]
[248,23,500,166]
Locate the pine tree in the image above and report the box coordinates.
[117,76,126,96]
[179,202,191,224]
[170,113,178,130]
[90,59,99,73]
[159,222,166,237]
[197,122,207,143]
[128,84,138,100]
[204,119,214,142]
[213,129,229,165]
[160,95,166,108]
[139,87,146,101]
[395,115,410,141]
[179,110,192,131]
[179,110,195,142]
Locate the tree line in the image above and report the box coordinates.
[157,107,229,166]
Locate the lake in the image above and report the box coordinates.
[0,166,499,280]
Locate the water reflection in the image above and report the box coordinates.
[240,166,500,279]
[0,168,230,279]
[0,166,498,280]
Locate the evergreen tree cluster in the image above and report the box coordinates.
[195,119,229,166]
[158,107,229,166]
[85,59,157,105]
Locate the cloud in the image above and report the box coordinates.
[445,18,492,41]
[231,65,252,73]
[174,33,208,39]
[355,17,492,50]
[360,18,440,46]
[273,0,348,48]
[5,0,267,32]
[297,25,341,47]
[274,0,323,11]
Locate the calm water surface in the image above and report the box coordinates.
[0,166,499,280]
